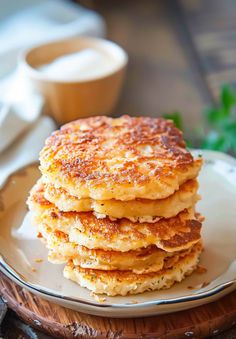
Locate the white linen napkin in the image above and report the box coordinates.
[0,95,43,153]
[0,116,56,188]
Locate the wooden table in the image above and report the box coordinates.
[93,0,211,137]
[1,0,236,337]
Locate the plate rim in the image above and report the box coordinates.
[0,149,236,311]
[0,256,235,310]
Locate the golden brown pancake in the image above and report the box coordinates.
[63,242,203,296]
[43,179,200,221]
[36,221,199,274]
[27,115,204,296]
[39,116,202,201]
[28,182,202,252]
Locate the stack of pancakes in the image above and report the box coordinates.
[27,116,203,296]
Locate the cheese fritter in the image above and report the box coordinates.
[28,183,202,252]
[43,179,200,221]
[39,116,202,201]
[36,222,199,274]
[63,242,203,296]
[68,211,201,252]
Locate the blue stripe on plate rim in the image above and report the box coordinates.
[0,254,235,309]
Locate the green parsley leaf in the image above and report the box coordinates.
[162,84,236,156]
[201,131,230,152]
[220,84,236,114]
[163,111,183,130]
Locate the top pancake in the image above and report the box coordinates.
[40,115,202,201]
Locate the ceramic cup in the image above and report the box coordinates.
[20,37,128,124]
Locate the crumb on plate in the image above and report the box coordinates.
[130,300,139,304]
[196,264,207,274]
[90,292,106,302]
[201,281,210,288]
[34,258,43,263]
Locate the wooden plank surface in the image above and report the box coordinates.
[1,272,236,339]
[91,0,211,136]
[180,0,236,99]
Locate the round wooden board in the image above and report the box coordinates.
[0,272,236,339]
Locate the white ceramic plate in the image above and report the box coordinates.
[0,150,235,318]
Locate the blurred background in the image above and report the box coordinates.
[81,0,236,135]
[1,0,236,337]
[2,1,236,128]
[1,0,236,142]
